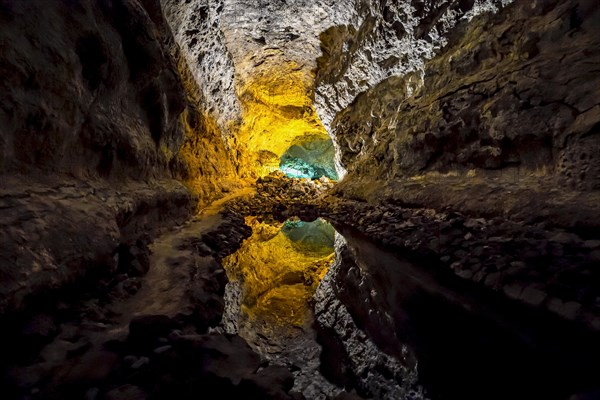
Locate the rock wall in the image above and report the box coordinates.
[164,0,359,177]
[0,0,185,179]
[316,226,600,399]
[315,0,600,191]
[162,0,241,139]
[0,0,239,313]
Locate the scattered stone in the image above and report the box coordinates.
[131,357,150,369]
[484,272,501,288]
[520,286,547,307]
[153,345,172,354]
[456,269,473,280]
[502,283,523,300]
[582,240,600,250]
[547,298,582,321]
[549,232,581,245]
[105,384,147,400]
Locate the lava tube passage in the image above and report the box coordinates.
[235,61,337,181]
[279,136,338,180]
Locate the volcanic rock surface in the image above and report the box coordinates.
[1,0,599,399]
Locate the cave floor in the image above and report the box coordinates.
[1,174,599,400]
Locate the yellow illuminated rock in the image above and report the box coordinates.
[172,54,242,208]
[223,217,334,331]
[235,60,331,178]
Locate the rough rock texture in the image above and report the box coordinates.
[1,209,261,399]
[162,0,241,138]
[315,0,515,176]
[0,175,192,313]
[163,0,359,177]
[225,171,335,221]
[0,0,185,178]
[315,0,514,131]
[0,0,239,312]
[321,196,600,331]
[316,0,600,192]
[314,235,423,400]
[169,33,242,200]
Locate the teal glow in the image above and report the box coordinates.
[278,139,339,180]
[280,165,311,179]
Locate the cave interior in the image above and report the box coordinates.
[0,1,599,400]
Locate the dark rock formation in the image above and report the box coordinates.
[0,0,185,178]
[315,229,600,399]
[0,0,239,313]
[320,196,600,328]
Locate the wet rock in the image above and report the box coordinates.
[549,232,581,245]
[117,241,151,277]
[583,240,600,250]
[503,283,524,301]
[131,357,150,370]
[85,387,100,400]
[153,345,172,354]
[167,334,261,385]
[519,286,547,308]
[49,350,120,390]
[7,363,52,390]
[141,333,300,399]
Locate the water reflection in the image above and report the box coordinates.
[222,217,335,336]
[319,225,600,400]
[222,216,600,400]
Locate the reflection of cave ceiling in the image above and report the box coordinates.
[222,217,335,328]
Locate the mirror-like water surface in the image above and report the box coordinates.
[220,217,340,398]
[219,216,600,400]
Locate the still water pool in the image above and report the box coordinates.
[219,216,600,400]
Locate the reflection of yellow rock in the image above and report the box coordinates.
[223,217,334,329]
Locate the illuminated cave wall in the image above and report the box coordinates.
[164,0,359,180]
[170,44,241,203]
[0,0,247,313]
[163,0,600,192]
[234,61,333,178]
